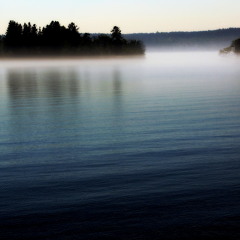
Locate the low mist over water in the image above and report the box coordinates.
[0,52,240,240]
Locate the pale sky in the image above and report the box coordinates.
[0,0,239,34]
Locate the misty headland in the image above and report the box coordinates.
[220,37,240,54]
[0,21,145,57]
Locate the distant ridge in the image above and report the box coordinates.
[124,28,240,50]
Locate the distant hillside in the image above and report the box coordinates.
[124,28,240,50]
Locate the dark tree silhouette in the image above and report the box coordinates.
[67,22,81,47]
[42,21,62,47]
[5,20,23,47]
[68,22,78,32]
[22,22,38,47]
[111,26,122,42]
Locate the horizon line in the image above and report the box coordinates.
[1,24,240,36]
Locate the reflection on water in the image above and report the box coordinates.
[0,52,240,240]
[7,70,81,101]
[6,67,125,115]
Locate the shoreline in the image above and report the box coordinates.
[0,53,145,61]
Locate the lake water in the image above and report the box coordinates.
[0,52,240,240]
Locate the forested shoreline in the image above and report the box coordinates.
[0,21,145,57]
[1,21,239,56]
[125,28,240,50]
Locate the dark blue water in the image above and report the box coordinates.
[0,52,240,239]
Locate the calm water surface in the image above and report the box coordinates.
[0,52,240,240]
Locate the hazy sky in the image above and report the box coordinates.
[1,0,239,34]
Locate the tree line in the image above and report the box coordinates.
[0,21,145,56]
[125,28,240,50]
